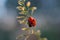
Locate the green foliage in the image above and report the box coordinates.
[17,0,37,24]
[16,0,47,40]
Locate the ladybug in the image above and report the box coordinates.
[28,16,36,27]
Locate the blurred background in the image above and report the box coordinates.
[0,0,60,40]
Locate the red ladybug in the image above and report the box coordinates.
[28,16,36,27]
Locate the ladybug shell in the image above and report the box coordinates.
[28,17,36,27]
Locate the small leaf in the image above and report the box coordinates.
[26,1,31,7]
[29,7,37,15]
[18,20,24,24]
[17,6,25,11]
[21,28,29,31]
[18,18,26,24]
[22,7,25,11]
[16,6,22,10]
[32,7,37,10]
[18,0,24,5]
[31,29,35,34]
[30,7,37,11]
[16,16,25,18]
[19,11,28,15]
[35,30,41,37]
[19,12,24,14]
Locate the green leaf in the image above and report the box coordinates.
[21,28,30,31]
